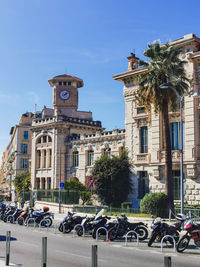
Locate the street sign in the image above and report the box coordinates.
[60,182,64,188]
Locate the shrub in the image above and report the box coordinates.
[140,192,168,217]
[121,202,132,210]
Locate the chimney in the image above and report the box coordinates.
[127,53,139,71]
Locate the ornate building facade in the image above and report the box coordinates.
[113,33,200,205]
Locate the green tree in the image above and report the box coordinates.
[64,177,91,205]
[136,42,189,213]
[13,171,31,198]
[91,151,132,207]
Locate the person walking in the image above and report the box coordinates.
[14,194,18,208]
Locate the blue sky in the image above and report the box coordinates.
[0,0,200,161]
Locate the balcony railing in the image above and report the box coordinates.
[135,153,150,164]
[158,150,185,163]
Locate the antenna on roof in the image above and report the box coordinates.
[35,104,37,112]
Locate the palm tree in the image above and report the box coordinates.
[136,42,190,213]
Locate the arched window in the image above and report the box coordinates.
[37,137,41,144]
[37,150,41,168]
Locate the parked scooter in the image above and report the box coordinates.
[58,211,85,233]
[148,214,186,247]
[177,218,200,252]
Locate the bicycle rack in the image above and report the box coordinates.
[16,216,25,225]
[26,218,36,228]
[125,231,139,247]
[54,222,65,234]
[73,224,85,237]
[96,227,108,242]
[161,235,176,253]
[39,219,50,231]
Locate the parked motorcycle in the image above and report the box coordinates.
[24,207,54,227]
[108,214,149,241]
[148,214,186,247]
[7,208,24,223]
[75,209,114,238]
[177,218,200,252]
[1,206,16,222]
[58,211,85,233]
[17,207,30,225]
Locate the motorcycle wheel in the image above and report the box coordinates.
[148,232,158,247]
[45,217,52,227]
[168,230,179,245]
[17,217,24,225]
[9,216,14,224]
[177,236,190,253]
[92,229,97,239]
[40,220,48,227]
[108,228,117,241]
[135,226,149,241]
[58,223,71,233]
[76,226,83,236]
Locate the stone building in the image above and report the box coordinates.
[113,33,200,205]
[30,74,103,190]
[0,112,33,199]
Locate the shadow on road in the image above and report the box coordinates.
[0,235,17,242]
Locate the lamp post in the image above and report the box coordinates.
[159,83,184,214]
[59,147,61,214]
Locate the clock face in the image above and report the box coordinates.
[60,90,70,100]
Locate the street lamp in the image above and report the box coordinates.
[159,83,184,214]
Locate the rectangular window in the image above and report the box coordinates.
[140,126,148,153]
[36,178,40,189]
[88,150,94,166]
[104,148,111,157]
[44,150,46,168]
[173,170,180,200]
[21,144,28,154]
[24,131,28,140]
[20,158,29,169]
[138,171,149,199]
[170,122,185,150]
[72,151,79,167]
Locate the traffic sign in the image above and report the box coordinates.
[60,182,64,188]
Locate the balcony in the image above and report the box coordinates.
[135,153,151,164]
[158,150,185,163]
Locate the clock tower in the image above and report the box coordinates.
[48,74,84,117]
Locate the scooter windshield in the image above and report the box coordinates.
[94,209,105,220]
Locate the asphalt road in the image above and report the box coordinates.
[0,221,200,267]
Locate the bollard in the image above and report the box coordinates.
[6,231,11,266]
[164,256,171,267]
[92,245,98,267]
[42,237,47,267]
